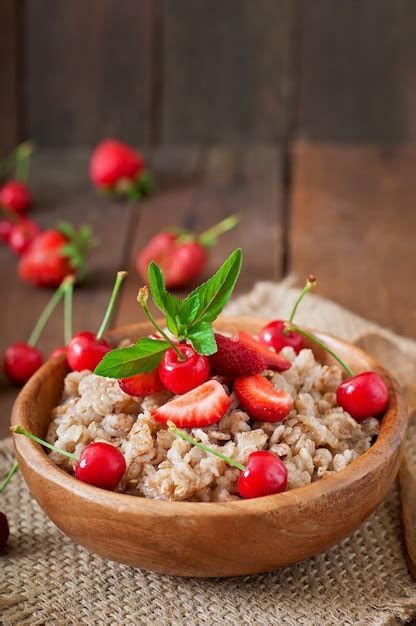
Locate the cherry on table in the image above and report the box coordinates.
[4,342,43,386]
[0,511,9,550]
[237,451,288,499]
[8,218,40,255]
[0,219,13,244]
[259,320,305,354]
[67,331,111,372]
[0,180,31,215]
[158,344,209,394]
[337,371,389,420]
[75,442,126,490]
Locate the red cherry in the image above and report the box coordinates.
[9,219,40,255]
[3,342,43,385]
[237,451,288,499]
[259,320,305,355]
[49,346,67,360]
[0,180,31,215]
[67,332,111,372]
[158,344,209,394]
[0,511,9,550]
[75,442,126,490]
[0,219,13,244]
[337,371,388,421]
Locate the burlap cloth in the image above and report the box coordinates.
[1,280,416,625]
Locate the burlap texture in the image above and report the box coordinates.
[1,281,416,625]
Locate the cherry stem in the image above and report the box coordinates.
[96,271,128,340]
[199,215,239,247]
[10,426,79,461]
[28,275,75,348]
[14,141,34,184]
[168,421,245,471]
[0,459,19,494]
[285,323,355,377]
[138,287,185,361]
[287,275,317,326]
[64,279,74,345]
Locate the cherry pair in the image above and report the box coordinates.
[168,422,288,499]
[12,426,125,491]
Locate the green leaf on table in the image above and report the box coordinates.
[186,321,217,355]
[94,338,170,379]
[148,262,182,334]
[183,248,242,326]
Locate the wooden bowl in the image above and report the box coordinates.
[11,316,407,577]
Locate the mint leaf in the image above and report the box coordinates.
[186,321,217,355]
[176,293,200,335]
[148,262,182,334]
[184,248,242,326]
[94,338,170,378]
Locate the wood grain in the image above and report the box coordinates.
[290,143,416,338]
[11,318,407,576]
[296,0,416,142]
[162,0,294,143]
[25,0,154,146]
[0,150,135,438]
[0,0,21,154]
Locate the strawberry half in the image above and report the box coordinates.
[235,331,292,372]
[234,374,293,422]
[209,333,265,378]
[119,371,164,397]
[18,222,93,288]
[152,380,231,428]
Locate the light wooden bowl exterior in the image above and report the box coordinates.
[11,316,408,577]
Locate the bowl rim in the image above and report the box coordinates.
[11,317,408,518]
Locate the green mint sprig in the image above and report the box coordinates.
[94,248,242,379]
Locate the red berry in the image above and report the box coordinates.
[49,346,68,360]
[153,379,231,428]
[209,333,265,378]
[0,180,31,215]
[137,234,207,289]
[0,219,13,244]
[4,342,43,385]
[9,219,40,255]
[337,371,388,421]
[237,451,288,499]
[235,331,292,372]
[234,374,293,422]
[90,139,145,188]
[0,511,9,550]
[18,230,75,288]
[259,320,304,355]
[75,442,126,490]
[119,370,164,396]
[67,332,111,372]
[158,344,209,394]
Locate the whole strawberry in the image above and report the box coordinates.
[90,139,152,200]
[18,222,94,288]
[137,216,238,290]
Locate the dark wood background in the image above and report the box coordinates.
[1,0,416,437]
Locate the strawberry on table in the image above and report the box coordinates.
[18,222,94,288]
[209,333,265,378]
[90,139,153,200]
[137,215,239,290]
[234,374,293,422]
[152,380,231,428]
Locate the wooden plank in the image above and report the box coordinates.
[25,0,154,146]
[116,145,285,327]
[0,150,134,438]
[162,1,294,143]
[289,143,416,338]
[0,0,20,154]
[297,0,416,142]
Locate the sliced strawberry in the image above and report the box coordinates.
[234,374,293,422]
[152,380,231,428]
[209,333,265,378]
[119,371,164,397]
[235,331,292,372]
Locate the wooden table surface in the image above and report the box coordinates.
[1,143,414,438]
